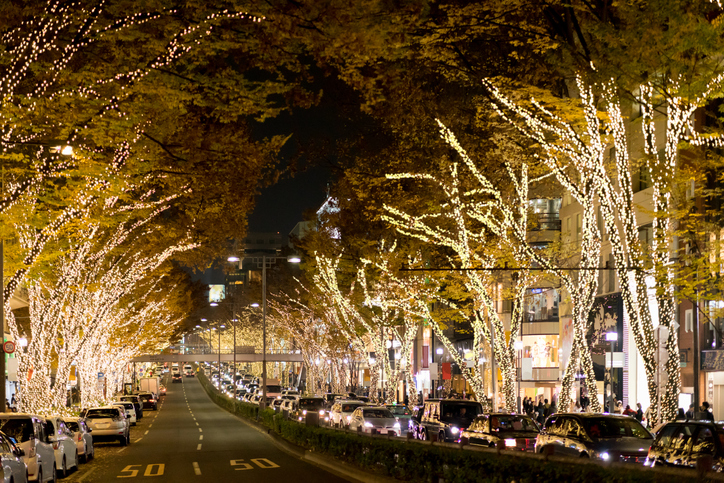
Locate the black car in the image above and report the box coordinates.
[416,399,483,442]
[645,420,724,470]
[460,413,539,451]
[172,373,183,384]
[138,392,157,410]
[535,413,653,462]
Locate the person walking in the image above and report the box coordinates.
[623,404,636,417]
[701,401,715,421]
[536,400,545,425]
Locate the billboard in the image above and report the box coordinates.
[209,284,225,303]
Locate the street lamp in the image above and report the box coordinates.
[605,332,618,413]
[249,254,300,411]
[514,340,524,413]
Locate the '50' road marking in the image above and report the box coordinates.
[231,458,279,470]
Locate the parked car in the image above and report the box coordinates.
[645,420,724,469]
[0,414,56,482]
[329,400,367,429]
[138,392,158,411]
[82,407,130,446]
[535,413,653,462]
[42,416,78,477]
[64,417,94,463]
[460,413,539,451]
[0,430,28,483]
[386,405,412,434]
[159,385,167,398]
[349,407,401,436]
[117,395,143,419]
[111,402,137,426]
[416,399,483,442]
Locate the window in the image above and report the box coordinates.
[685,309,693,333]
[576,213,582,242]
[692,427,715,455]
[653,424,679,450]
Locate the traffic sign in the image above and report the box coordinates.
[3,341,15,354]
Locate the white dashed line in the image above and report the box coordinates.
[195,422,199,426]
[144,430,149,435]
[197,443,202,450]
[199,428,202,433]
[199,435,203,440]
[192,462,201,475]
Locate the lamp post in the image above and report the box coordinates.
[514,340,524,413]
[247,254,300,411]
[435,347,443,398]
[605,331,617,413]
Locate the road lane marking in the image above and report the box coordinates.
[135,438,143,443]
[192,462,201,475]
[197,443,202,450]
[77,466,96,482]
[149,424,152,428]
[199,428,202,432]
[144,430,149,435]
[199,435,203,440]
[195,422,199,426]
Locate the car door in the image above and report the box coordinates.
[350,409,362,431]
[666,424,694,465]
[686,426,717,468]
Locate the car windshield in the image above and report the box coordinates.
[0,419,33,443]
[85,409,119,419]
[120,397,137,402]
[65,421,80,432]
[299,399,324,409]
[387,406,410,416]
[363,409,394,419]
[440,402,481,419]
[265,385,282,393]
[342,403,363,412]
[490,415,538,432]
[583,417,651,439]
[139,395,152,401]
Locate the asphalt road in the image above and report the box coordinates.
[66,375,349,482]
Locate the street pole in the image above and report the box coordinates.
[217,325,221,389]
[233,319,237,400]
[261,254,267,411]
[0,240,5,412]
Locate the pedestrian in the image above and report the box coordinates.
[676,408,686,420]
[701,401,715,421]
[536,400,545,425]
[543,398,552,418]
[623,404,636,416]
[685,403,695,419]
[635,402,643,422]
[643,405,654,429]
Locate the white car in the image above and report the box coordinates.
[0,414,56,482]
[348,407,401,436]
[111,402,137,426]
[329,400,366,429]
[63,418,93,463]
[42,416,78,478]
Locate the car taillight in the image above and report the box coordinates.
[52,442,59,450]
[150,399,155,403]
[78,434,82,442]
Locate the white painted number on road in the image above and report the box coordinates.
[117,464,165,478]
[231,459,279,470]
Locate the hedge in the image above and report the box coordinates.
[196,369,714,483]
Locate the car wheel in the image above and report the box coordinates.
[119,435,127,446]
[36,468,41,483]
[80,447,87,464]
[52,464,57,483]
[61,457,67,478]
[438,431,446,443]
[75,450,79,469]
[579,452,590,458]
[420,429,428,441]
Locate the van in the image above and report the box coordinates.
[0,413,57,482]
[183,364,192,372]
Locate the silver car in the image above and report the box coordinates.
[64,418,93,463]
[42,416,78,478]
[82,407,129,446]
[0,414,56,482]
[349,407,401,436]
[111,402,137,426]
[0,430,27,483]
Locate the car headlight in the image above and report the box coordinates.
[347,415,352,422]
[599,452,610,461]
[319,410,325,416]
[505,439,517,447]
[302,410,307,415]
[450,427,459,435]
[364,422,373,428]
[393,422,400,429]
